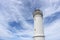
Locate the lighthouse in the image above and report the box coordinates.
[33,9,45,40]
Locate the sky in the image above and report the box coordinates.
[0,0,60,40]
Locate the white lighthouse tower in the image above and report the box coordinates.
[33,9,45,40]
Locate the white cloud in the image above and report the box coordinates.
[0,0,33,40]
[0,0,60,40]
[41,0,60,17]
[45,19,60,40]
[42,0,60,40]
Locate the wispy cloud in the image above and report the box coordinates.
[43,0,60,40]
[0,0,60,40]
[45,19,60,40]
[0,0,34,40]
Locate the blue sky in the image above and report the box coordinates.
[0,0,60,40]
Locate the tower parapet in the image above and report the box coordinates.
[33,9,43,17]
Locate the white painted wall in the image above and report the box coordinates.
[34,37,44,40]
[34,14,44,40]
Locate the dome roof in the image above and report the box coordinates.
[33,9,43,17]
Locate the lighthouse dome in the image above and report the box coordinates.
[33,9,43,17]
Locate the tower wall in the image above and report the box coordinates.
[33,9,44,40]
